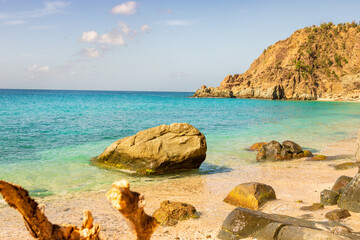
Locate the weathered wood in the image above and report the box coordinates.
[0,180,100,240]
[106,180,159,240]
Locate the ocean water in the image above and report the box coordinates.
[0,89,359,198]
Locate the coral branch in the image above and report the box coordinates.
[106,180,159,240]
[0,180,100,240]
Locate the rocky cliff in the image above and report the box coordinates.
[194,22,360,100]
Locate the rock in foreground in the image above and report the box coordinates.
[218,207,357,240]
[152,200,199,226]
[94,123,207,175]
[224,182,276,210]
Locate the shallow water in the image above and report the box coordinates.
[0,89,359,197]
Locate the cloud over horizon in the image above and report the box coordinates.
[111,1,138,15]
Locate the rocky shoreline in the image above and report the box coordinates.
[193,23,360,101]
[1,136,359,239]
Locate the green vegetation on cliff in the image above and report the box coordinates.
[194,22,360,100]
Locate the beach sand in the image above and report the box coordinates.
[1,138,359,240]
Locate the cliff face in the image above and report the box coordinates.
[194,22,360,100]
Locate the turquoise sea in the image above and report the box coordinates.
[1,89,360,198]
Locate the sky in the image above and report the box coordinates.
[1,0,360,91]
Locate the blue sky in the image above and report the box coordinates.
[1,0,360,91]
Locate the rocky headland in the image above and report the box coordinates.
[194,22,360,101]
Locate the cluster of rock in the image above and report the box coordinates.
[93,123,207,175]
[194,23,360,101]
[248,140,313,161]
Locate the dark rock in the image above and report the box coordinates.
[223,182,276,210]
[338,173,360,212]
[325,209,351,221]
[152,200,199,226]
[332,176,353,193]
[282,140,303,154]
[256,140,283,161]
[320,189,339,205]
[300,203,324,211]
[93,123,207,175]
[218,207,355,240]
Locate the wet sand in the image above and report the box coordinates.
[1,138,359,240]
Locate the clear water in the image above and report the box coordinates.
[1,89,359,197]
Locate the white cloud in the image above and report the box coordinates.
[99,31,125,46]
[79,31,98,43]
[0,1,70,19]
[111,1,137,15]
[27,64,51,73]
[141,24,151,33]
[3,20,27,25]
[81,48,100,58]
[165,20,192,26]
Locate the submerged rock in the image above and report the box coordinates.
[218,207,356,240]
[93,123,207,175]
[223,182,276,210]
[152,201,199,226]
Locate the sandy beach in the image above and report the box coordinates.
[1,138,359,240]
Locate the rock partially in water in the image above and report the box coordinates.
[218,207,356,240]
[152,200,199,226]
[325,209,351,221]
[247,142,268,151]
[320,189,339,205]
[332,175,353,193]
[223,182,276,210]
[256,140,312,161]
[93,123,207,175]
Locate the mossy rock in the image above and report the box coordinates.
[224,182,276,210]
[300,203,324,211]
[152,200,199,226]
[333,162,357,170]
[247,142,268,151]
[320,189,339,206]
[307,155,327,161]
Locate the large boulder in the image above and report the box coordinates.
[93,123,207,175]
[337,130,360,212]
[223,182,276,210]
[218,207,356,240]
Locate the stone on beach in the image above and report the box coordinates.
[331,175,353,193]
[223,182,276,210]
[218,207,356,240]
[337,131,360,212]
[94,123,207,175]
[333,161,357,170]
[325,209,351,221]
[152,201,199,226]
[320,189,339,205]
[300,203,324,211]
